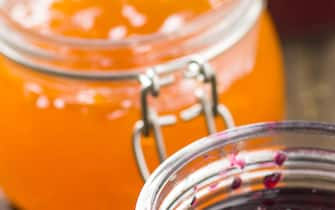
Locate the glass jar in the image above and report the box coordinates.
[136,121,335,209]
[0,0,284,210]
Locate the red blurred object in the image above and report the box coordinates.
[268,0,335,37]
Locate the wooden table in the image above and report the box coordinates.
[284,35,335,121]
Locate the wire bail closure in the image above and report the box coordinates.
[181,58,235,134]
[132,68,177,181]
[132,58,235,181]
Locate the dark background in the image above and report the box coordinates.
[269,0,335,121]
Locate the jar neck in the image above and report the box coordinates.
[0,0,263,81]
[136,121,335,209]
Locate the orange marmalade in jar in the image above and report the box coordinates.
[0,0,284,210]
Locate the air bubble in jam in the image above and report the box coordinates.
[263,173,282,189]
[231,176,242,190]
[274,151,287,166]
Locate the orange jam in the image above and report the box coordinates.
[10,0,216,39]
[0,1,284,210]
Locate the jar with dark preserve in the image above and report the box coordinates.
[0,0,284,210]
[269,0,335,36]
[136,121,335,210]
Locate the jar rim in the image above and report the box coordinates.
[135,121,335,210]
[0,0,263,81]
[0,0,251,48]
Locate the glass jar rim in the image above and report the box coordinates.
[136,121,335,210]
[0,0,263,81]
[0,0,255,48]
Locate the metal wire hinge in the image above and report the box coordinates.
[181,59,235,134]
[132,68,177,181]
[132,59,235,181]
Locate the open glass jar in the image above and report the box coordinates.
[136,121,335,209]
[0,0,284,210]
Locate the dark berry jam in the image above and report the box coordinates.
[229,153,245,169]
[274,152,287,166]
[231,176,242,190]
[263,173,282,189]
[205,188,335,210]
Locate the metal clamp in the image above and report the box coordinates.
[132,69,177,181]
[132,59,235,182]
[181,59,235,134]
[132,110,176,181]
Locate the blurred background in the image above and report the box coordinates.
[268,0,335,121]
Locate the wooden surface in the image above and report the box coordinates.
[284,35,335,121]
